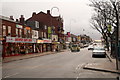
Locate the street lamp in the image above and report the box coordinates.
[51,7,59,16]
[50,7,60,33]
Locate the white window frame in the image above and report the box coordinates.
[44,25,47,29]
[35,21,39,28]
[19,29,22,37]
[8,26,11,36]
[3,25,6,36]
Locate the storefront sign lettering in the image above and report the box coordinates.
[43,39,51,43]
[16,24,23,29]
[6,37,36,43]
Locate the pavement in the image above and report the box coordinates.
[2,49,67,63]
[83,51,120,75]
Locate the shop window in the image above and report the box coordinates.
[3,25,6,37]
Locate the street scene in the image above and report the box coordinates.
[0,0,120,80]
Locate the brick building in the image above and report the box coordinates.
[1,15,36,58]
[26,10,65,51]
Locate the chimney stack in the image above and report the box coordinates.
[16,19,19,22]
[19,15,25,24]
[32,12,36,17]
[47,10,50,15]
[10,16,14,20]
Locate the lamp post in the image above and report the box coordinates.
[50,7,60,34]
[50,7,60,51]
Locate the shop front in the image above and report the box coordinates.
[3,37,36,57]
[52,42,60,52]
[36,40,44,53]
[43,39,52,52]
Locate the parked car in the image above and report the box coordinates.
[92,47,106,58]
[84,44,89,47]
[70,44,80,52]
[79,43,84,48]
[88,45,94,50]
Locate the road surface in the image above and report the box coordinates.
[2,48,119,78]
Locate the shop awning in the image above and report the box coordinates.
[43,39,52,43]
[37,40,44,43]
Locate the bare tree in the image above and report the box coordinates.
[89,0,120,55]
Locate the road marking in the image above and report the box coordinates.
[76,77,79,80]
[30,65,40,69]
[4,73,19,78]
[76,63,88,70]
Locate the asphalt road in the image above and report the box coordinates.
[2,48,119,78]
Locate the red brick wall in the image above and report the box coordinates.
[2,20,16,37]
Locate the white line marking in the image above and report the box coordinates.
[4,73,19,78]
[76,77,79,80]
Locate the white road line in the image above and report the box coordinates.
[4,73,19,78]
[76,77,79,80]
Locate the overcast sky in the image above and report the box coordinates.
[1,0,101,40]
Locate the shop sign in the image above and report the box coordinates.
[37,40,44,43]
[52,35,58,41]
[48,27,52,33]
[43,39,52,43]
[6,37,36,43]
[26,27,31,30]
[16,24,23,29]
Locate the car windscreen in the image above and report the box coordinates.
[94,48,105,50]
[72,45,77,47]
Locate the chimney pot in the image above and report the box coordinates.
[21,15,24,18]
[16,19,19,22]
[19,15,25,24]
[10,16,14,20]
[47,10,50,15]
[32,12,36,17]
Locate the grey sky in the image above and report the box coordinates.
[1,0,101,40]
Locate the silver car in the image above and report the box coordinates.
[92,47,106,58]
